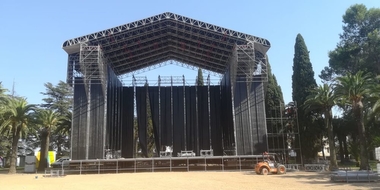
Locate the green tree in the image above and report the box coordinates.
[265,59,284,118]
[54,111,72,157]
[41,81,73,157]
[0,83,11,165]
[370,76,380,118]
[333,117,349,163]
[334,71,376,170]
[292,34,319,161]
[145,83,155,157]
[197,68,204,86]
[41,81,72,114]
[36,109,60,171]
[0,98,35,174]
[324,4,380,79]
[0,82,7,102]
[304,84,338,170]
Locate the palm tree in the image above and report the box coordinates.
[0,98,35,174]
[36,109,60,171]
[334,71,376,170]
[304,84,338,170]
[54,111,72,157]
[370,76,380,118]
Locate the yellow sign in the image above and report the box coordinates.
[35,151,56,168]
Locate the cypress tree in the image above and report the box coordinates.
[265,58,286,154]
[292,34,320,161]
[292,34,317,105]
[197,68,204,86]
[265,59,284,118]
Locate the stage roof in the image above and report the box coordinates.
[63,12,271,75]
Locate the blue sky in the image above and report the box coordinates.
[1,0,378,105]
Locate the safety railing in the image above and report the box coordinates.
[60,155,268,175]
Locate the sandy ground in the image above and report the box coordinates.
[1,171,379,190]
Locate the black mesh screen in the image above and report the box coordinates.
[209,86,222,156]
[136,87,148,157]
[121,87,134,158]
[148,87,160,153]
[185,86,197,153]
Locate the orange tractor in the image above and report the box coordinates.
[255,152,286,175]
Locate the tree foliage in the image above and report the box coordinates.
[41,81,73,115]
[265,59,284,118]
[323,4,380,80]
[0,98,35,174]
[304,84,338,169]
[35,109,60,171]
[334,71,377,169]
[197,68,204,86]
[292,33,320,160]
[41,81,73,157]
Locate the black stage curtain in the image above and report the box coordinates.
[106,68,123,156]
[172,86,185,155]
[197,86,210,151]
[121,87,134,158]
[136,87,148,157]
[72,77,87,160]
[89,81,105,159]
[220,72,235,153]
[185,86,197,154]
[148,87,160,154]
[249,82,268,154]
[160,87,172,147]
[209,86,222,156]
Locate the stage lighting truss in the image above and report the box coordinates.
[64,12,270,85]
[117,60,223,79]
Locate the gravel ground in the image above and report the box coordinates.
[1,171,379,190]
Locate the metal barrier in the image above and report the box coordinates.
[62,155,269,175]
[286,164,301,171]
[331,170,379,182]
[44,169,64,177]
[304,164,328,172]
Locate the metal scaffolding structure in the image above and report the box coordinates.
[63,12,272,160]
[235,42,267,82]
[266,102,302,164]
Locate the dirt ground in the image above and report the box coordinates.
[0,171,379,190]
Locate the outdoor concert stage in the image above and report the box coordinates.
[63,12,271,161]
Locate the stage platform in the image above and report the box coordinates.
[61,155,267,174]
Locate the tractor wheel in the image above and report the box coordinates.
[277,165,286,174]
[260,167,269,175]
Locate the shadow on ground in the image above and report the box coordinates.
[243,171,380,190]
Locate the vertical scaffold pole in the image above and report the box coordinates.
[230,44,238,156]
[158,76,161,151]
[183,75,187,151]
[85,79,91,159]
[133,76,136,158]
[171,76,174,148]
[207,74,212,150]
[195,78,199,155]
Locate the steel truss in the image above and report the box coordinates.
[266,102,302,164]
[63,12,270,49]
[118,60,222,79]
[63,12,270,77]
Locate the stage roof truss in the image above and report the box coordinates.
[118,60,223,84]
[63,12,270,79]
